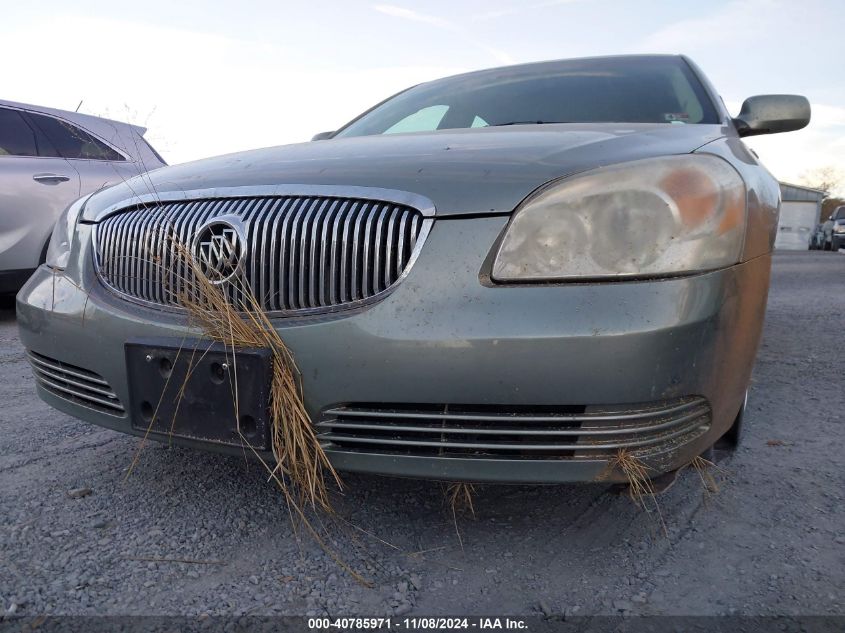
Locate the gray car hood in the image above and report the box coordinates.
[82,123,727,220]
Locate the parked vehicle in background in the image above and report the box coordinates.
[809,223,825,250]
[777,183,826,252]
[0,100,166,294]
[822,205,845,251]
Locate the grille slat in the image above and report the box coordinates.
[361,205,377,297]
[316,407,709,436]
[323,399,704,424]
[372,206,386,295]
[94,194,427,315]
[27,354,110,387]
[27,351,124,416]
[350,202,365,301]
[308,199,328,308]
[328,201,346,306]
[133,210,146,300]
[151,213,164,304]
[32,364,120,400]
[340,202,359,303]
[318,428,698,452]
[317,398,712,459]
[294,199,310,309]
[267,198,289,311]
[383,207,398,292]
[396,211,408,280]
[118,211,131,290]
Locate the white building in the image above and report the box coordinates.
[775,182,827,250]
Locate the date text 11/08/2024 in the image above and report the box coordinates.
[307,617,528,629]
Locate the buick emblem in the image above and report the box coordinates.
[191,217,246,284]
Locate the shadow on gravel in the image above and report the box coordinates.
[121,440,681,575]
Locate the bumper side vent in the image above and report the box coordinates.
[26,351,125,416]
[317,398,711,460]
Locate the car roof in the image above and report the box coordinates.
[422,54,690,85]
[0,98,147,139]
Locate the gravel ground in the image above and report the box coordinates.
[1,250,843,618]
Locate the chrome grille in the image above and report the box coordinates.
[317,397,711,459]
[93,193,430,314]
[27,351,124,416]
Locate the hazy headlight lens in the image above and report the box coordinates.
[46,195,90,270]
[492,155,746,281]
[834,224,845,234]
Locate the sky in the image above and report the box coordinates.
[4,0,844,193]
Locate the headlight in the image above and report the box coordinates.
[45,195,91,270]
[492,155,747,281]
[834,224,845,234]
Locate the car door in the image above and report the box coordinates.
[0,106,81,274]
[22,111,146,203]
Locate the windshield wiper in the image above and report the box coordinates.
[487,120,571,127]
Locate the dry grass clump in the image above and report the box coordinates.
[148,232,370,581]
[600,449,667,536]
[446,482,476,550]
[447,482,476,518]
[687,455,721,496]
[169,237,340,510]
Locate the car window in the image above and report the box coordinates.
[0,107,38,156]
[384,105,449,134]
[25,112,125,161]
[336,57,720,138]
[836,208,845,220]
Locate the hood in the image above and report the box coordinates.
[82,123,728,220]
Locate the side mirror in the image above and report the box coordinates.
[733,95,810,137]
[311,131,335,141]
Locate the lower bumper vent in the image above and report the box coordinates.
[27,351,125,416]
[317,397,711,460]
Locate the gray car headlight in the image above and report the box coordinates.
[492,155,747,281]
[45,195,91,270]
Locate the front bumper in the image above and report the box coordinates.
[16,217,770,483]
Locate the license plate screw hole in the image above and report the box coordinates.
[210,362,227,384]
[140,400,154,422]
[158,357,173,379]
[239,414,256,436]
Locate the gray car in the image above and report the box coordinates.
[0,99,166,293]
[17,55,810,484]
[822,205,845,251]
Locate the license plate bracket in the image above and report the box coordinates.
[126,338,272,450]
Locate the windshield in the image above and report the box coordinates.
[335,57,720,138]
